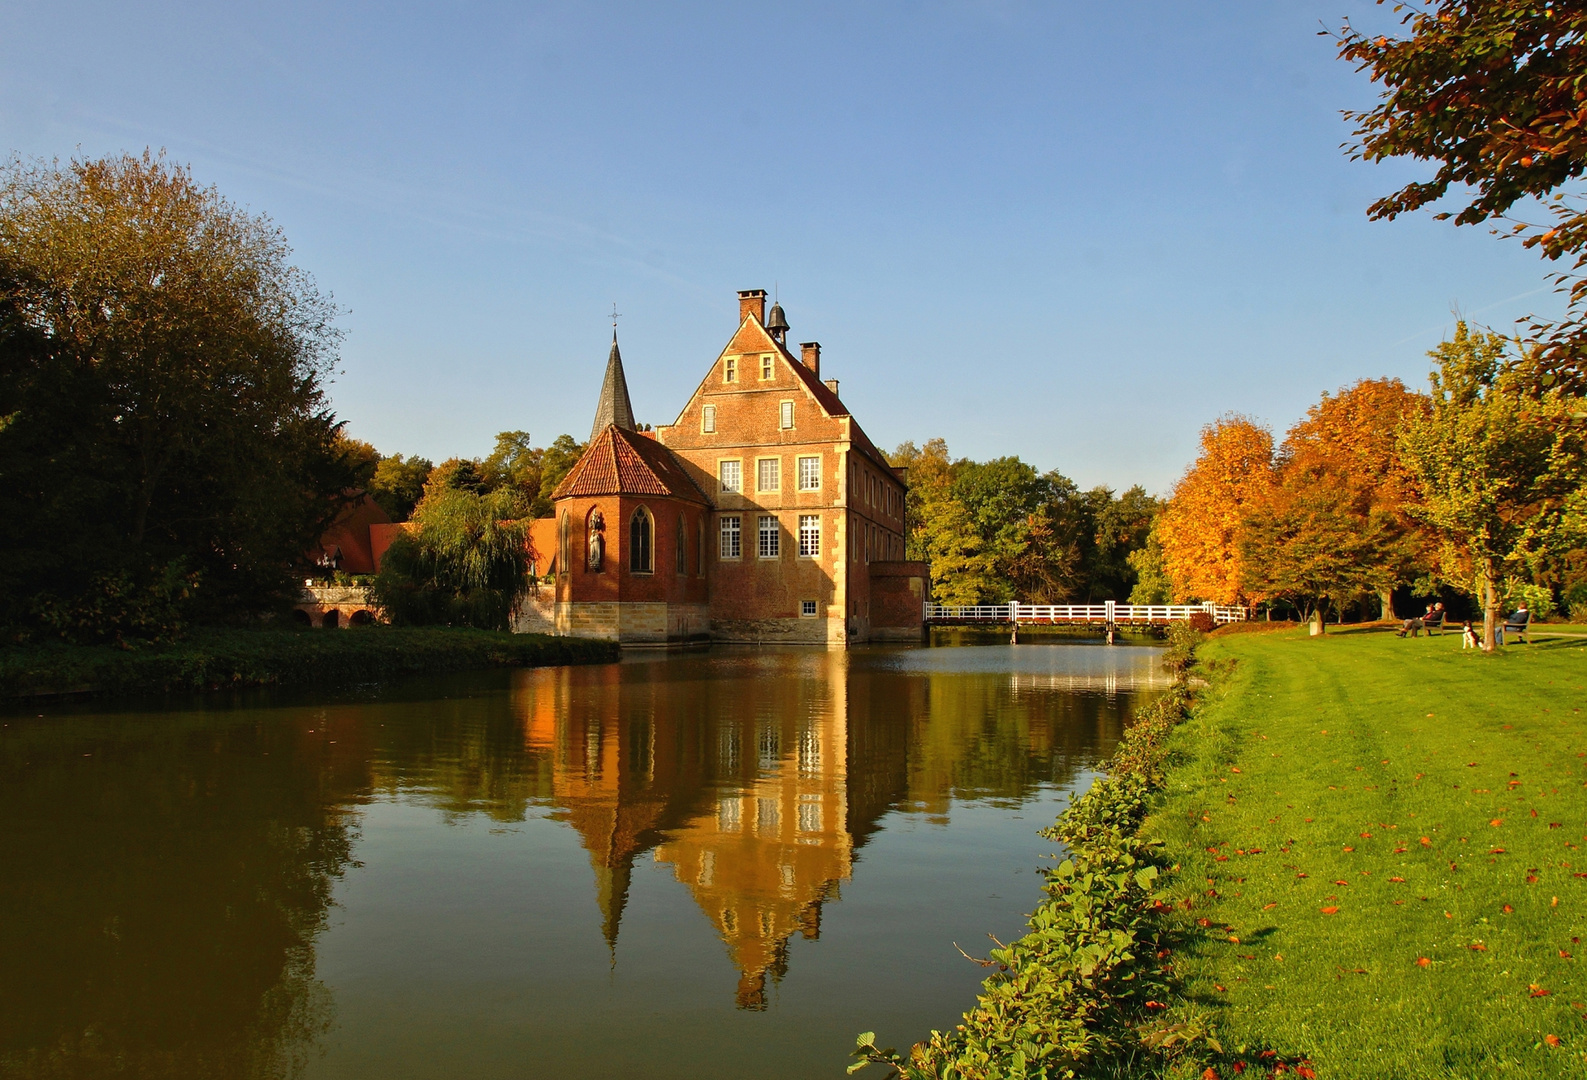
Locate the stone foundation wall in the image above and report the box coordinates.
[512,595,710,645]
[710,615,845,645]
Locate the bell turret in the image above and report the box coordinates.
[765,301,789,345]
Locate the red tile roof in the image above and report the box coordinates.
[553,424,709,503]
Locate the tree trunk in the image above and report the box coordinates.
[1379,588,1395,622]
[1481,559,1499,652]
[1310,599,1326,636]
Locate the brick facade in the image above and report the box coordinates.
[539,290,926,647]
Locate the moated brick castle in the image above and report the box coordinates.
[519,289,927,645]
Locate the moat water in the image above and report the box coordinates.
[0,642,1167,1080]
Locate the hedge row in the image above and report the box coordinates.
[852,625,1213,1080]
[0,626,619,698]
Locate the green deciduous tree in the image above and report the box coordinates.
[1398,322,1585,649]
[370,479,531,630]
[369,453,433,521]
[0,151,350,638]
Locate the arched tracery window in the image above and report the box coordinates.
[630,507,653,573]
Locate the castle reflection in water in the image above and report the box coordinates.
[509,649,1165,1009]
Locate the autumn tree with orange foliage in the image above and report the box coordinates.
[1240,379,1430,627]
[1158,416,1276,605]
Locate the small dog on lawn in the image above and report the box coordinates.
[1461,621,1479,649]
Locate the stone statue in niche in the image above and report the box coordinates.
[587,509,605,572]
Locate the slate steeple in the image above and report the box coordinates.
[590,331,637,442]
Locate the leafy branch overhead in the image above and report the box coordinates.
[1336,0,1587,379]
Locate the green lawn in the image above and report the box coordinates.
[1147,626,1587,1078]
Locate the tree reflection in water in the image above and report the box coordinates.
[0,709,357,1080]
[0,643,1167,1079]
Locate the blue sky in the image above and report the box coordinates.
[2,1,1562,492]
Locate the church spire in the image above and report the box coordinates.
[590,330,637,442]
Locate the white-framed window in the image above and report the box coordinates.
[758,515,780,558]
[702,404,716,433]
[797,455,820,490]
[720,515,741,559]
[718,459,742,494]
[757,457,780,493]
[779,400,794,429]
[724,357,737,383]
[761,354,774,380]
[798,514,820,557]
[800,599,817,617]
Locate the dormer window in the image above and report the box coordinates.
[761,355,773,380]
[724,357,737,383]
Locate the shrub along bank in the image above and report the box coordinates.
[853,626,1252,1080]
[1142,626,1587,1079]
[0,626,617,698]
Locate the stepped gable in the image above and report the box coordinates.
[553,423,709,503]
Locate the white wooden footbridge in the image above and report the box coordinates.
[924,601,1247,643]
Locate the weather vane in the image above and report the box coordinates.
[610,302,621,331]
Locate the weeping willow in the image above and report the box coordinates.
[370,487,530,630]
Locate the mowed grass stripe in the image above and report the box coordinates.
[1147,627,1587,1079]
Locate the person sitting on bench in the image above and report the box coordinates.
[1399,604,1430,637]
[1501,603,1531,645]
[1423,604,1447,635]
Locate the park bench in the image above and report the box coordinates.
[1503,610,1531,644]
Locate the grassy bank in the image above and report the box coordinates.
[1147,625,1587,1078]
[0,626,618,698]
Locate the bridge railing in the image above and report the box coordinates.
[924,601,1247,625]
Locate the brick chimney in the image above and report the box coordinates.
[824,378,839,397]
[800,341,821,377]
[738,289,766,325]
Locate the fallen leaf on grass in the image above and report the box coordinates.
[1468,943,1488,951]
[1503,904,1514,914]
[1490,819,1504,827]
[1215,984,1227,992]
[1263,902,1278,910]
[1390,876,1406,883]
[1545,1034,1561,1048]
[1531,984,1552,998]
[1416,957,1431,967]
[1394,846,1409,853]
[1528,875,1540,884]
[1420,837,1432,846]
[1561,949,1573,958]
[1490,848,1508,854]
[1321,906,1340,914]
